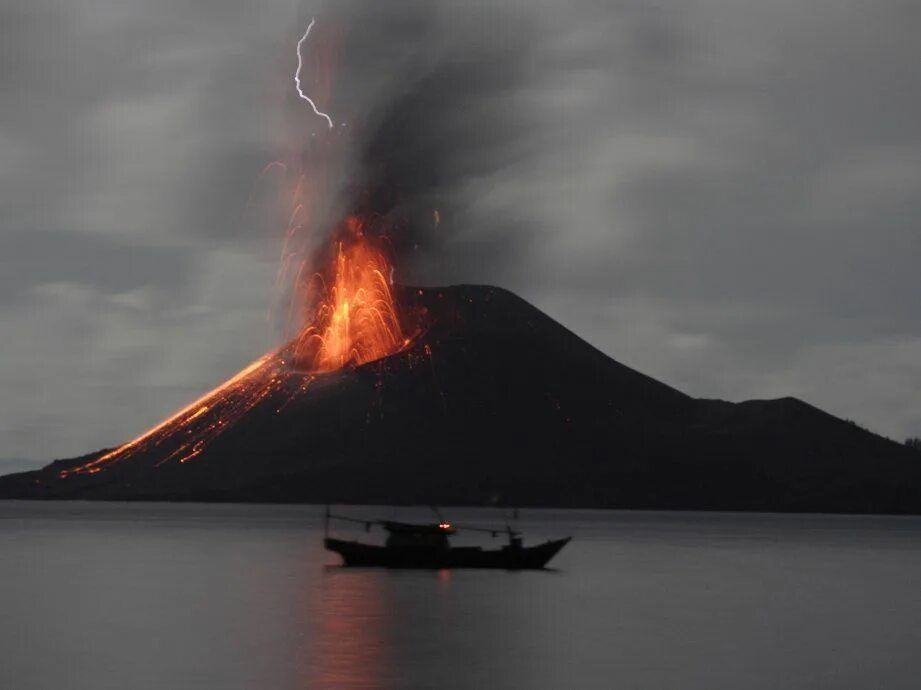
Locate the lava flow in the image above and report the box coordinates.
[62,227,409,478]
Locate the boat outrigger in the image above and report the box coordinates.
[323,508,571,570]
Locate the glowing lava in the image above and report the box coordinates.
[61,353,293,476]
[292,219,407,372]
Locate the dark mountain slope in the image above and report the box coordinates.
[1,285,919,512]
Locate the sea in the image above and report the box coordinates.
[1,501,920,690]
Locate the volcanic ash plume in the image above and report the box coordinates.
[64,2,531,477]
[64,17,418,477]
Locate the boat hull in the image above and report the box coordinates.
[324,536,571,569]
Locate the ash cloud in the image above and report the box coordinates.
[287,1,546,280]
[2,0,921,462]
[335,5,538,268]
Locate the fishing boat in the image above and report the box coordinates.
[323,509,570,569]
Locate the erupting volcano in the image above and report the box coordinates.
[56,18,420,481]
[6,279,921,512]
[62,214,414,479]
[4,17,921,514]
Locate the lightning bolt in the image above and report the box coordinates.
[294,18,334,129]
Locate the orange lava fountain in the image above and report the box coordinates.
[292,218,407,372]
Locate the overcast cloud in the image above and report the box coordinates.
[2,0,920,467]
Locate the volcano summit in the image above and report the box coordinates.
[2,284,919,513]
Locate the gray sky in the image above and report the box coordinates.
[2,0,920,468]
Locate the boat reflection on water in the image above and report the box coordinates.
[305,569,393,690]
[298,509,570,689]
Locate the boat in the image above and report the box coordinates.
[323,509,571,569]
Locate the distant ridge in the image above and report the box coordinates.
[2,284,919,513]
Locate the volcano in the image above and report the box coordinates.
[2,284,920,513]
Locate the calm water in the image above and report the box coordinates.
[2,502,920,690]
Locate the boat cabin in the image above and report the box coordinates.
[381,520,456,549]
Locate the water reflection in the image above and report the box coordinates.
[5,505,921,690]
[305,569,392,690]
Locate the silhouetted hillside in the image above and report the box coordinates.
[2,285,919,513]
